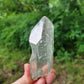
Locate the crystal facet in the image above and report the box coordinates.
[29,16,54,80]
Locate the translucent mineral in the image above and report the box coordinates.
[29,16,54,80]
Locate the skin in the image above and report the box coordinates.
[12,63,56,84]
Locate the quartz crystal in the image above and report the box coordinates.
[29,16,54,80]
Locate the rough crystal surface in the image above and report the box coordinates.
[29,16,54,80]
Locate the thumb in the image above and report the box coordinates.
[24,63,33,84]
[24,63,31,78]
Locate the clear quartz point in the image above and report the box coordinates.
[29,16,54,80]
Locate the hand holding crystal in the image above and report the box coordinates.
[12,16,55,84]
[12,63,56,84]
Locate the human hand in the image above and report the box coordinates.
[12,63,56,84]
